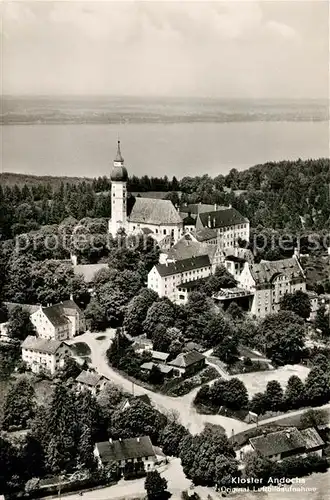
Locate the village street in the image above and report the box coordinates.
[68,331,319,437]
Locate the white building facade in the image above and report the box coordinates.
[21,336,70,375]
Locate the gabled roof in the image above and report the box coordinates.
[250,257,305,286]
[76,370,105,387]
[42,304,71,327]
[166,234,210,261]
[151,351,169,362]
[61,300,82,313]
[183,215,196,226]
[73,263,109,284]
[21,335,64,355]
[155,255,210,277]
[180,204,215,215]
[249,428,305,457]
[129,198,182,225]
[168,350,205,368]
[198,208,248,229]
[96,436,155,465]
[195,228,218,242]
[300,428,325,450]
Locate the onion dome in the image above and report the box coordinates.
[110,140,128,181]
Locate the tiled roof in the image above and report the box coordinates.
[195,228,218,242]
[155,255,210,277]
[76,370,104,387]
[21,335,63,354]
[249,428,305,457]
[168,350,205,368]
[300,428,324,450]
[166,234,210,261]
[42,304,71,327]
[151,351,169,362]
[73,263,109,284]
[141,362,173,375]
[198,208,248,229]
[129,198,182,225]
[96,436,155,465]
[61,300,82,313]
[250,258,305,286]
[183,215,196,226]
[180,204,215,215]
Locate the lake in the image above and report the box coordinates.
[1,121,329,179]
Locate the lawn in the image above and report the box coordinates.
[70,342,91,357]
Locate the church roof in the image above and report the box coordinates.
[110,141,128,181]
[129,198,182,225]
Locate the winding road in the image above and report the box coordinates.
[68,331,329,437]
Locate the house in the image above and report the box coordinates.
[151,351,169,364]
[94,436,157,473]
[239,252,306,318]
[108,141,183,242]
[148,255,212,303]
[132,335,153,354]
[307,291,319,320]
[21,335,71,375]
[168,350,205,377]
[75,370,109,395]
[237,427,325,462]
[30,300,85,340]
[195,207,250,249]
[140,362,174,378]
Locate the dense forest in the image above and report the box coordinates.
[1,158,329,240]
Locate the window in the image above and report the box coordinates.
[163,229,166,235]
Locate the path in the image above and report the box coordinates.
[69,332,316,437]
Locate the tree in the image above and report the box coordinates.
[213,336,239,364]
[244,452,273,482]
[85,299,108,331]
[160,422,190,457]
[222,378,249,411]
[7,306,36,342]
[280,291,311,319]
[2,378,35,430]
[315,304,330,338]
[180,426,235,486]
[111,400,167,444]
[149,364,164,386]
[25,477,40,494]
[202,313,235,348]
[284,375,305,410]
[215,455,239,487]
[260,312,306,366]
[264,380,283,412]
[200,266,236,296]
[300,409,329,428]
[304,366,330,406]
[143,299,176,339]
[249,392,267,415]
[107,329,132,367]
[123,288,158,337]
[226,302,245,321]
[144,470,168,499]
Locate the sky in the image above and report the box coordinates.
[1,0,329,98]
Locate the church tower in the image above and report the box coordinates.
[108,141,128,237]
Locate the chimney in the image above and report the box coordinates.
[70,293,73,301]
[213,217,216,228]
[208,215,211,228]
[109,437,113,444]
[137,437,140,443]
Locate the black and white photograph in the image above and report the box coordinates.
[0,1,329,499]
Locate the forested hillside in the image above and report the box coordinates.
[1,158,329,241]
